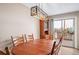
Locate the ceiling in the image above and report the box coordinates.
[23,3,79,16]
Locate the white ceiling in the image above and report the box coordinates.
[23,3,79,16]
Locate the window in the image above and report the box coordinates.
[53,20,62,29]
[65,19,74,29]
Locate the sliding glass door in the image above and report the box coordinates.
[53,18,75,47]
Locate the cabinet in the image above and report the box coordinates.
[40,20,52,39]
[40,20,45,39]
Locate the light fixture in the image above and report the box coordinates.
[31,6,38,16]
[31,4,48,20]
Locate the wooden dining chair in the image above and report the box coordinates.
[45,35,53,40]
[27,34,34,41]
[11,34,24,47]
[5,47,10,55]
[50,36,63,55]
[0,50,6,55]
[0,47,10,55]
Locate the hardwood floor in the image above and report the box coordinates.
[59,46,79,55]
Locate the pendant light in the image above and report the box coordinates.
[31,3,48,19]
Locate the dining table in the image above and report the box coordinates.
[11,39,54,55]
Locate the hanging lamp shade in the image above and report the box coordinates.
[31,5,48,20]
[31,6,38,16]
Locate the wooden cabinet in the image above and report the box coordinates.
[40,20,52,39]
[40,20,45,39]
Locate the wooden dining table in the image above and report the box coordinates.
[11,39,54,55]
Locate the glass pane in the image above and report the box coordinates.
[65,19,74,32]
[53,20,62,29]
[53,20,62,39]
[65,19,73,28]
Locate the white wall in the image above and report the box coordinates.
[0,4,40,51]
[49,11,79,49]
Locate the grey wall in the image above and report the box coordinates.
[0,4,40,51]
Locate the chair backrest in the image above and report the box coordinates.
[60,36,63,42]
[5,47,10,55]
[51,37,63,55]
[24,34,27,42]
[27,34,34,41]
[11,34,24,47]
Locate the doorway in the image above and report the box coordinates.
[52,18,75,48]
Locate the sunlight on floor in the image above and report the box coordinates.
[59,46,79,55]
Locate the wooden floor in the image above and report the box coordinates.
[59,46,79,55]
